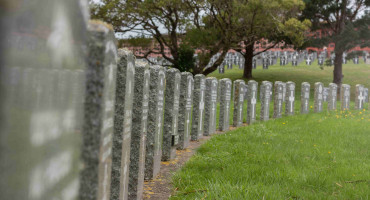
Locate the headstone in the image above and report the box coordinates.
[162,68,181,161]
[328,83,338,111]
[355,84,365,110]
[219,78,232,131]
[282,82,287,102]
[178,72,194,149]
[260,81,272,121]
[233,80,246,127]
[218,65,225,74]
[252,59,257,69]
[0,0,88,199]
[285,81,295,115]
[314,82,324,113]
[263,58,269,69]
[191,74,206,141]
[246,80,258,124]
[364,88,369,103]
[80,20,118,200]
[128,62,150,200]
[145,65,165,180]
[323,87,329,102]
[300,82,310,114]
[340,84,351,111]
[273,81,284,118]
[110,49,136,200]
[204,78,218,136]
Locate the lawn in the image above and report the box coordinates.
[170,61,370,199]
[171,110,370,199]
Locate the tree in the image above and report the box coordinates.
[230,0,311,79]
[301,0,370,86]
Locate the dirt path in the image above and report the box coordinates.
[143,126,243,200]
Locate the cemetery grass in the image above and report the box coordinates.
[209,61,370,98]
[171,109,370,199]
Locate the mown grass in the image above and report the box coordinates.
[171,61,370,199]
[172,109,370,199]
[209,60,370,98]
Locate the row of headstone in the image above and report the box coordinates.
[1,3,369,199]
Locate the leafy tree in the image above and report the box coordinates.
[301,0,370,86]
[230,0,311,79]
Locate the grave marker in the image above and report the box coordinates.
[162,68,181,161]
[273,81,284,118]
[204,78,219,135]
[219,78,232,131]
[300,82,310,114]
[246,80,258,124]
[191,74,206,140]
[285,81,295,116]
[314,82,324,113]
[0,0,88,199]
[145,65,166,180]
[110,49,136,200]
[178,72,194,149]
[364,88,369,103]
[233,80,246,127]
[260,81,272,121]
[340,84,351,110]
[355,84,365,110]
[128,62,150,200]
[323,87,329,102]
[328,83,338,111]
[80,20,118,200]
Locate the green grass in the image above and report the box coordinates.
[172,110,370,199]
[209,60,370,98]
[171,61,370,199]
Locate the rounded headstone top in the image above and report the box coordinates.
[205,77,217,80]
[329,83,338,88]
[135,60,149,68]
[167,68,180,74]
[248,80,257,84]
[181,72,193,76]
[194,74,205,78]
[118,48,134,58]
[150,65,164,71]
[88,20,114,33]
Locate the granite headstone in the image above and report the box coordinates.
[178,72,194,149]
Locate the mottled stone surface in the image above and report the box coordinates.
[233,80,246,126]
[260,81,272,121]
[162,68,181,161]
[314,82,324,113]
[323,87,329,102]
[340,84,351,110]
[191,74,206,141]
[0,1,87,199]
[364,88,369,103]
[273,81,284,118]
[246,80,258,124]
[300,82,310,114]
[110,49,135,200]
[80,21,117,200]
[282,82,287,102]
[204,78,218,135]
[355,84,365,110]
[128,62,150,200]
[285,81,295,116]
[145,66,165,180]
[328,83,338,111]
[219,78,232,131]
[178,72,194,149]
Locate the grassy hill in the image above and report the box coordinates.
[170,61,370,199]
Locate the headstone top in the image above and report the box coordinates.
[88,20,114,32]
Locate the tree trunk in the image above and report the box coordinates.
[333,49,344,98]
[333,50,343,86]
[243,44,254,79]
